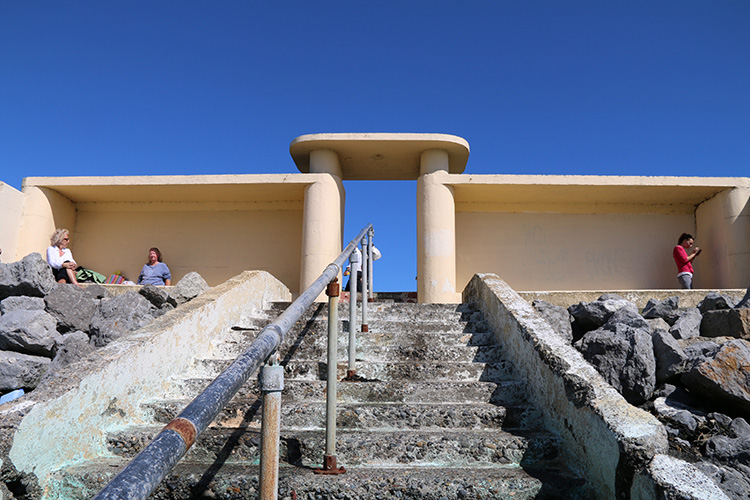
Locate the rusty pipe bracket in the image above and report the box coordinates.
[361,324,368,332]
[313,455,346,475]
[326,278,340,298]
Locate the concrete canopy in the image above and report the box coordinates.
[289,133,470,180]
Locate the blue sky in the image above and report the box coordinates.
[2,2,749,291]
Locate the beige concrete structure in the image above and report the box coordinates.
[1,133,749,302]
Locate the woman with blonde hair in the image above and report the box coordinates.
[46,228,81,286]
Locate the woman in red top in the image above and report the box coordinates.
[673,233,701,289]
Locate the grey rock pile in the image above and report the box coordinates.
[533,286,750,500]
[0,254,209,395]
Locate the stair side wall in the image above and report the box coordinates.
[2,270,290,498]
[464,273,669,500]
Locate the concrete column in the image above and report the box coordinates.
[696,186,750,288]
[17,186,76,260]
[300,150,345,299]
[417,149,460,303]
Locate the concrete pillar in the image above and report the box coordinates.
[16,186,76,260]
[696,186,750,288]
[300,150,345,299]
[417,149,460,303]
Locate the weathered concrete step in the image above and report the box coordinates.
[169,379,528,406]
[145,400,542,431]
[213,341,507,364]
[263,301,479,320]
[190,359,517,382]
[224,326,496,349]
[237,317,487,336]
[109,427,562,468]
[52,459,590,500]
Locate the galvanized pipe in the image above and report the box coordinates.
[367,228,374,298]
[361,240,369,331]
[93,224,372,500]
[259,356,283,500]
[325,281,339,457]
[347,250,358,374]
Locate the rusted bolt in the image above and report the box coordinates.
[326,278,340,297]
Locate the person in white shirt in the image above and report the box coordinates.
[46,228,81,287]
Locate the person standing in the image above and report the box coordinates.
[673,233,701,289]
[138,247,172,286]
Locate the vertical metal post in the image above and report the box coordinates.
[347,250,358,378]
[367,228,374,300]
[314,279,345,474]
[259,354,284,500]
[360,240,369,332]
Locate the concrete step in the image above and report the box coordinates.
[189,359,518,382]
[144,400,542,432]
[51,459,589,500]
[168,379,527,406]
[108,427,562,468]
[213,341,508,364]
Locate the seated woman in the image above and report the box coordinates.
[138,247,171,286]
[46,228,81,286]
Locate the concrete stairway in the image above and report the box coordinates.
[53,296,589,499]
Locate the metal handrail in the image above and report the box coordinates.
[92,224,373,500]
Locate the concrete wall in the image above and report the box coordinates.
[71,201,303,290]
[456,211,693,292]
[464,273,670,499]
[0,182,25,263]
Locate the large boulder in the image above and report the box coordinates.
[44,330,93,378]
[642,296,680,326]
[669,308,702,340]
[0,309,62,357]
[681,339,750,415]
[652,328,688,384]
[694,462,750,500]
[0,350,50,391]
[139,284,174,308]
[44,283,100,334]
[698,292,734,314]
[0,253,56,300]
[700,309,750,340]
[575,307,656,404]
[89,291,156,347]
[168,272,209,305]
[531,299,573,343]
[568,294,638,336]
[0,296,45,315]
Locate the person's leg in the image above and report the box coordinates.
[356,271,363,292]
[65,267,82,287]
[678,274,692,289]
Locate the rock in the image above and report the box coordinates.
[0,350,50,391]
[646,317,671,334]
[669,308,702,340]
[0,309,62,357]
[152,302,175,318]
[0,296,45,314]
[0,253,56,300]
[83,284,112,300]
[653,397,703,434]
[730,418,750,438]
[693,462,750,500]
[633,454,731,500]
[652,329,688,384]
[139,284,173,308]
[700,309,750,340]
[698,292,734,314]
[705,434,750,468]
[531,299,573,342]
[89,291,155,347]
[681,339,750,415]
[168,272,209,305]
[568,296,638,335]
[682,340,721,363]
[46,330,93,374]
[735,287,750,309]
[574,308,656,404]
[642,296,680,325]
[44,283,100,334]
